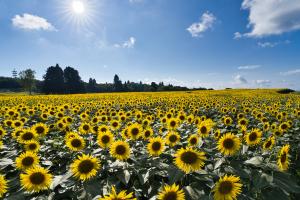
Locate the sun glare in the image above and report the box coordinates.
[72,1,85,14]
[58,0,99,30]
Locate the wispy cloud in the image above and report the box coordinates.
[187,11,216,37]
[258,40,290,48]
[129,0,143,3]
[238,65,261,70]
[280,69,300,76]
[114,37,136,48]
[12,13,56,31]
[238,0,300,37]
[233,32,242,39]
[255,79,271,86]
[233,74,248,84]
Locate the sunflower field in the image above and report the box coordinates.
[0,89,300,200]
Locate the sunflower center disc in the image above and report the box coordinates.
[265,141,272,148]
[71,139,82,147]
[145,131,150,137]
[83,125,89,130]
[22,157,34,166]
[29,143,37,150]
[36,127,45,134]
[116,145,126,155]
[218,181,233,194]
[23,132,34,140]
[169,135,177,142]
[170,121,176,127]
[152,142,161,151]
[164,191,178,200]
[181,151,198,164]
[131,128,139,135]
[223,138,234,149]
[30,172,46,185]
[249,133,257,141]
[101,135,110,144]
[78,160,94,174]
[200,126,207,134]
[190,138,197,145]
[281,153,287,163]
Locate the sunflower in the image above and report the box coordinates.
[121,128,130,140]
[279,122,290,133]
[98,125,110,133]
[0,141,3,149]
[277,144,290,171]
[12,129,23,139]
[165,131,180,147]
[0,127,7,139]
[110,120,120,130]
[147,137,165,156]
[157,184,185,200]
[142,128,154,140]
[174,147,206,173]
[32,123,49,136]
[16,151,40,170]
[188,134,200,147]
[98,186,136,200]
[79,123,92,134]
[71,154,101,181]
[244,128,262,146]
[238,118,248,127]
[213,175,242,200]
[198,119,214,137]
[223,116,233,126]
[128,123,142,140]
[66,135,86,151]
[20,166,53,193]
[18,129,38,144]
[0,175,8,198]
[214,129,221,140]
[97,131,114,149]
[263,122,270,131]
[167,118,179,130]
[12,120,24,129]
[24,140,40,152]
[220,133,240,153]
[262,136,275,151]
[110,140,131,161]
[273,129,283,137]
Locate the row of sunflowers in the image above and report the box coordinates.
[0,89,300,199]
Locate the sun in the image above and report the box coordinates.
[58,0,99,30]
[72,1,85,14]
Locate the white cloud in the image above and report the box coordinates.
[240,0,300,37]
[255,79,271,86]
[114,37,136,48]
[233,74,248,84]
[258,40,290,48]
[187,11,216,37]
[238,65,261,70]
[129,0,143,3]
[257,42,278,48]
[234,32,243,39]
[12,13,56,31]
[280,69,300,76]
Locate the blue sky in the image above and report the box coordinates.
[1,0,300,89]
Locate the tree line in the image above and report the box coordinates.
[0,64,212,94]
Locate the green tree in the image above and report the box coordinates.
[64,66,85,94]
[113,74,123,92]
[19,69,35,95]
[87,78,97,93]
[43,64,65,94]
